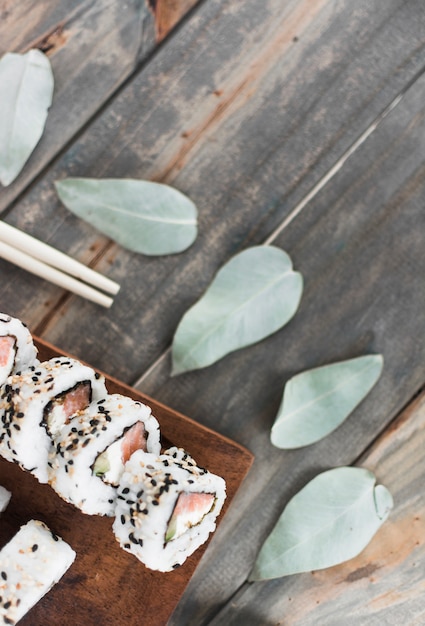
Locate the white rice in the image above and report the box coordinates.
[0,520,75,625]
[0,357,107,482]
[113,447,226,572]
[0,313,38,386]
[49,394,161,516]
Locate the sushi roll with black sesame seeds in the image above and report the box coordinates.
[112,447,226,572]
[0,520,75,625]
[0,357,107,483]
[0,313,38,386]
[0,485,11,513]
[48,394,161,515]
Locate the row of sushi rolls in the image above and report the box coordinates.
[0,313,226,624]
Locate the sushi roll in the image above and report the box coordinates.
[49,394,161,515]
[0,313,38,385]
[113,447,226,572]
[0,485,11,513]
[0,357,107,482]
[0,520,75,625]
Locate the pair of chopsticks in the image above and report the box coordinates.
[0,222,120,308]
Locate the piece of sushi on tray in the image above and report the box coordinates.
[0,520,75,625]
[0,357,107,482]
[0,485,11,513]
[0,311,229,575]
[0,313,38,386]
[49,394,161,515]
[113,447,227,572]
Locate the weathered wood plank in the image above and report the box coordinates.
[0,0,198,210]
[166,70,425,625]
[0,3,424,623]
[209,390,425,625]
[2,0,422,376]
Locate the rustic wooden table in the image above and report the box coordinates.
[1,1,424,624]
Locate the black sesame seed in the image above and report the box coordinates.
[31,544,38,552]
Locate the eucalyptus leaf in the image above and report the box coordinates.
[55,178,198,255]
[249,467,393,581]
[271,355,383,449]
[171,246,303,375]
[0,49,54,186]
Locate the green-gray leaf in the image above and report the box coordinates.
[249,467,393,580]
[171,246,303,375]
[271,355,384,449]
[0,49,54,186]
[55,178,198,255]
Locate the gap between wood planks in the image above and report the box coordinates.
[130,76,416,389]
[2,0,206,223]
[33,61,423,345]
[202,380,425,626]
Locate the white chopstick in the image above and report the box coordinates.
[0,222,120,295]
[0,223,120,308]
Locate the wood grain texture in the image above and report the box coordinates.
[0,338,252,626]
[166,69,425,625]
[0,1,423,624]
[1,0,423,374]
[209,391,425,626]
[0,0,198,210]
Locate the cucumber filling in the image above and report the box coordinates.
[165,492,215,543]
[93,438,124,486]
[93,422,147,486]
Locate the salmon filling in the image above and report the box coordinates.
[44,381,92,435]
[93,422,147,486]
[0,335,16,378]
[165,492,215,542]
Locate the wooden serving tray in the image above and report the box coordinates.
[0,338,254,626]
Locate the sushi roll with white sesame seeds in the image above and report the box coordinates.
[0,357,107,482]
[0,313,38,386]
[0,520,75,625]
[48,394,161,516]
[0,486,11,513]
[113,447,226,572]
